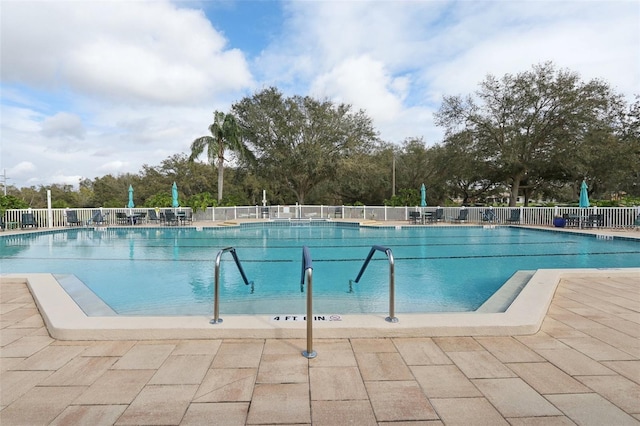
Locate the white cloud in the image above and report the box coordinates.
[8,161,36,176]
[97,161,130,174]
[1,0,253,105]
[48,173,84,187]
[310,55,405,120]
[41,112,85,139]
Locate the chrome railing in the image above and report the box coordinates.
[210,247,253,325]
[354,245,398,323]
[300,246,316,359]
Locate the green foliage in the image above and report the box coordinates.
[384,188,420,206]
[232,87,379,204]
[0,195,29,214]
[189,110,249,202]
[143,193,172,208]
[435,61,625,206]
[217,192,249,207]
[51,200,70,208]
[185,192,215,212]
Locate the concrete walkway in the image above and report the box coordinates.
[1,273,639,425]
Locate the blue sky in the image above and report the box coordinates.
[1,0,638,189]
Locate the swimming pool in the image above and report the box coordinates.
[1,223,639,316]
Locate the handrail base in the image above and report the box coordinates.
[385,316,399,323]
[209,318,223,324]
[302,350,317,359]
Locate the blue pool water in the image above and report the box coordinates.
[1,223,638,315]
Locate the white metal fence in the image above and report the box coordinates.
[3,205,639,229]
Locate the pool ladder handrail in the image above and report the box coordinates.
[300,246,317,359]
[354,244,398,323]
[210,247,254,325]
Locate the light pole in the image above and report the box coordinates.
[2,169,8,196]
[392,155,396,197]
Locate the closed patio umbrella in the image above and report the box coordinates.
[128,185,135,208]
[579,180,589,208]
[172,182,179,208]
[420,183,427,207]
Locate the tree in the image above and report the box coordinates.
[189,111,248,202]
[232,87,379,204]
[434,62,622,206]
[0,195,29,213]
[431,133,501,205]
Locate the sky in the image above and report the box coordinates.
[1,0,638,190]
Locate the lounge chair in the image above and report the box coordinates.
[66,210,83,226]
[482,209,497,222]
[450,209,468,223]
[506,209,521,224]
[164,210,179,226]
[90,210,108,226]
[147,209,161,224]
[21,213,38,228]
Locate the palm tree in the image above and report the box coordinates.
[189,111,246,202]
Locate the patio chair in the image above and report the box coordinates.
[147,209,161,224]
[449,209,468,223]
[432,208,444,222]
[584,214,604,228]
[180,211,193,225]
[481,209,497,223]
[21,213,38,228]
[164,210,179,226]
[115,212,128,225]
[65,210,83,226]
[334,207,343,218]
[506,209,521,224]
[90,210,108,226]
[0,216,4,231]
[563,213,579,227]
[634,214,640,231]
[408,211,421,224]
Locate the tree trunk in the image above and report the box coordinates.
[217,140,224,202]
[509,175,521,207]
[217,157,224,202]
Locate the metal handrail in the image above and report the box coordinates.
[300,246,317,359]
[210,247,254,325]
[354,245,398,323]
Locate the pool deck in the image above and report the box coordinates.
[1,222,639,424]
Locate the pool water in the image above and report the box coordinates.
[1,224,638,315]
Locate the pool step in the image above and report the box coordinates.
[476,270,536,313]
[54,274,118,316]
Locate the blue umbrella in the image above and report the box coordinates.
[127,185,135,208]
[172,182,179,208]
[579,180,590,208]
[420,183,427,207]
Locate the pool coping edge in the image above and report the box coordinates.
[6,268,639,340]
